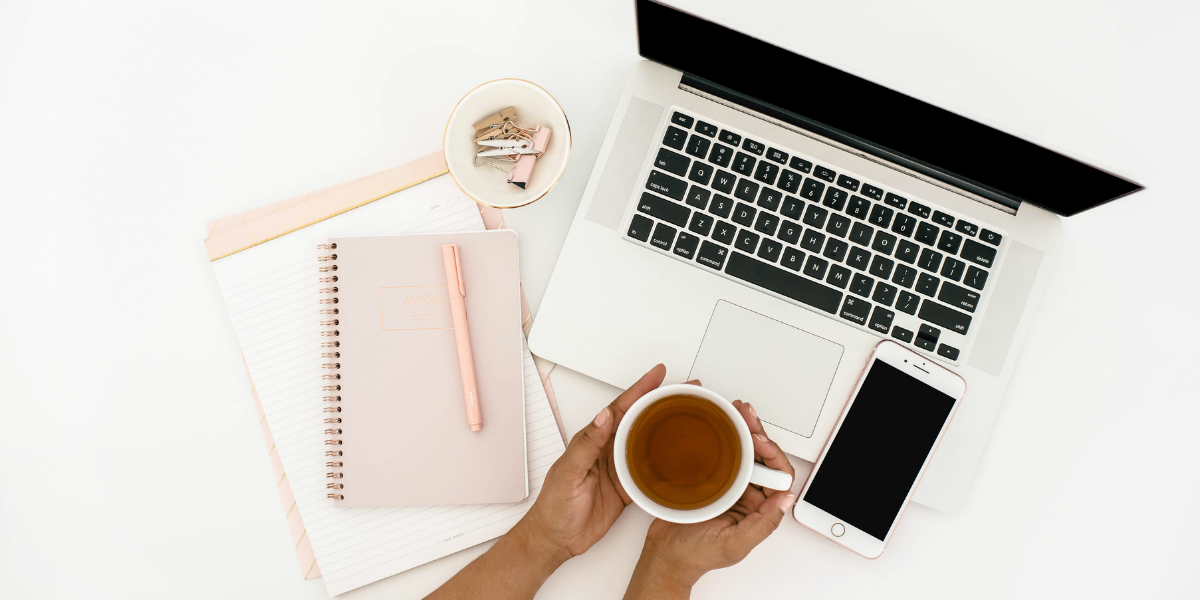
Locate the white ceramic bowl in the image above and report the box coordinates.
[443,79,571,209]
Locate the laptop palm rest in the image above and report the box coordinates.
[689,301,844,438]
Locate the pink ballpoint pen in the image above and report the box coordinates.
[442,244,482,431]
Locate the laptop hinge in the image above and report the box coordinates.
[678,74,1020,216]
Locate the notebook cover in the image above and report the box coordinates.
[330,231,527,507]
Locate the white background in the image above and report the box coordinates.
[2,0,1198,598]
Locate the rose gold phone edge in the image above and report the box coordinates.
[791,340,967,559]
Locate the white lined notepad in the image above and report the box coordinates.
[211,177,565,595]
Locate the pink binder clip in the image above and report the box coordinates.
[507,126,551,189]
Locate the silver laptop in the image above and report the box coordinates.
[528,0,1142,511]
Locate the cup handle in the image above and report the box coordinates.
[749,463,794,491]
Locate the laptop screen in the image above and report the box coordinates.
[635,0,1142,217]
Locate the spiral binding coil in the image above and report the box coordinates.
[320,243,345,501]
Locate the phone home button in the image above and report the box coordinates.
[831,523,846,537]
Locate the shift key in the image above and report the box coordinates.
[919,300,972,335]
[646,170,687,201]
[938,282,981,313]
[636,193,690,227]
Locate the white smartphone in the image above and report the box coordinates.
[792,340,966,558]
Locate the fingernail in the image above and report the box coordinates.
[753,434,768,443]
[747,403,758,419]
[593,406,611,427]
[780,493,796,511]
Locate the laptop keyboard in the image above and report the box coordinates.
[624,108,1006,364]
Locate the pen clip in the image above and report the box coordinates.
[443,244,466,297]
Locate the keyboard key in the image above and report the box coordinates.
[697,240,729,270]
[654,148,689,176]
[789,156,812,173]
[955,220,978,236]
[766,147,788,164]
[891,326,914,343]
[646,170,687,201]
[637,192,690,226]
[709,143,734,168]
[884,192,907,209]
[937,230,963,254]
[742,138,765,155]
[814,165,836,182]
[920,300,972,335]
[827,265,851,289]
[757,188,782,211]
[671,112,694,128]
[696,121,719,137]
[688,161,713,186]
[892,265,917,289]
[860,184,884,201]
[938,281,980,313]
[846,195,871,219]
[940,257,964,281]
[804,255,829,279]
[895,240,919,264]
[753,160,779,185]
[719,130,741,146]
[868,204,894,228]
[685,134,711,159]
[800,229,826,253]
[799,178,825,201]
[823,238,848,262]
[781,247,805,271]
[918,248,943,273]
[837,174,860,192]
[826,214,851,238]
[754,211,780,236]
[781,195,804,219]
[960,239,998,268]
[627,214,653,242]
[711,170,736,195]
[915,222,940,245]
[869,255,894,279]
[735,179,760,202]
[964,265,988,291]
[979,229,1003,246]
[916,324,940,351]
[896,291,920,315]
[916,272,940,297]
[673,232,700,259]
[823,188,848,211]
[735,229,760,253]
[891,213,917,237]
[663,126,687,150]
[850,273,874,298]
[803,204,829,228]
[908,202,931,219]
[709,195,734,218]
[777,170,802,194]
[868,306,895,333]
[685,185,711,209]
[840,295,871,325]
[847,246,871,271]
[732,202,756,226]
[732,152,756,175]
[758,238,783,262]
[778,220,802,244]
[872,231,897,255]
[937,344,960,361]
[872,282,898,307]
[712,220,737,244]
[849,222,874,246]
[650,222,676,250]
[689,212,714,236]
[724,252,843,314]
[932,210,955,228]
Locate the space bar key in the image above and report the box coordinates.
[724,252,843,314]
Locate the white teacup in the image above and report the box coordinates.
[614,384,794,524]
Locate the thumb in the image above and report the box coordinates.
[730,492,795,554]
[557,406,614,481]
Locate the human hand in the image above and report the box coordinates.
[624,400,796,598]
[515,364,668,566]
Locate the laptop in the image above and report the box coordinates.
[528,0,1142,511]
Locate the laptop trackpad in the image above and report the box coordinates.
[688,301,844,438]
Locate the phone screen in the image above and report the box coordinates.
[804,360,957,540]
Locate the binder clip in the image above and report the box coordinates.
[470,106,552,189]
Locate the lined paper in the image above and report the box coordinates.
[211,176,565,596]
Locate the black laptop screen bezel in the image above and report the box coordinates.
[635,0,1142,216]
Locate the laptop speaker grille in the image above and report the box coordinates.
[966,240,1044,377]
[585,96,666,230]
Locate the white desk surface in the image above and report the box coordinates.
[2,0,1198,597]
